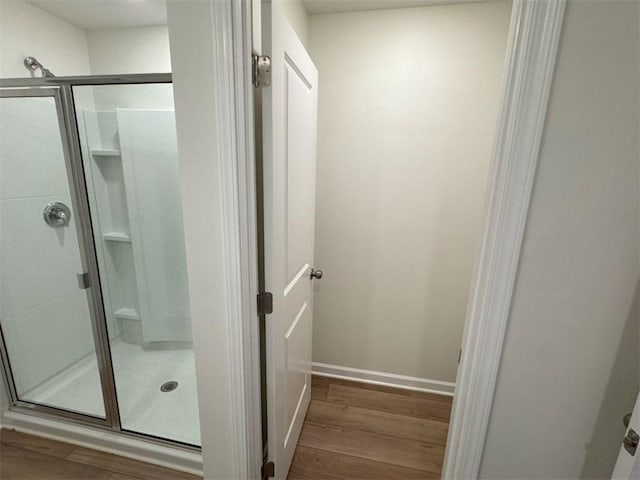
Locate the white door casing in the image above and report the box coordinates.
[262,1,319,478]
[166,0,568,477]
[611,391,640,479]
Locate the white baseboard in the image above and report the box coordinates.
[312,362,455,397]
[1,411,203,476]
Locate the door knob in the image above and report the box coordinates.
[310,268,323,280]
[43,202,71,227]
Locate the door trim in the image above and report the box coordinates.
[166,0,262,478]
[173,0,567,477]
[442,0,566,477]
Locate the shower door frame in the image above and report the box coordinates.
[0,74,199,452]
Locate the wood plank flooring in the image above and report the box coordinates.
[0,377,452,480]
[0,429,201,480]
[288,376,453,480]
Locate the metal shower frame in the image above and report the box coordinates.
[0,73,198,452]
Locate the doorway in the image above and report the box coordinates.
[258,1,513,478]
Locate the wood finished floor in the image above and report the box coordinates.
[0,429,201,480]
[288,376,453,480]
[0,377,452,480]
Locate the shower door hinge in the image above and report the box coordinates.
[253,55,272,88]
[77,272,90,290]
[257,291,273,315]
[261,460,275,479]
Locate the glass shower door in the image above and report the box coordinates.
[73,83,200,446]
[0,89,108,419]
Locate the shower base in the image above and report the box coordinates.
[23,338,201,447]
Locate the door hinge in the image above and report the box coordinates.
[77,272,90,289]
[257,291,273,315]
[253,55,272,88]
[261,461,275,479]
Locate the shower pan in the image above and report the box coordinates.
[0,74,201,453]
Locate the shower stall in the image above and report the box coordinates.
[0,74,201,452]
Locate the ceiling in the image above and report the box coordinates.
[27,0,492,30]
[27,0,167,30]
[302,0,489,15]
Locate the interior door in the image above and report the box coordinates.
[262,2,319,478]
[611,391,640,479]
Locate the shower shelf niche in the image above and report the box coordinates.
[78,108,192,347]
[113,307,140,321]
[79,110,141,345]
[103,232,131,242]
[91,148,121,157]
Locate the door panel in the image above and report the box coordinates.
[0,91,106,418]
[263,2,319,477]
[286,64,315,282]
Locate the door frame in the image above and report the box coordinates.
[167,0,566,477]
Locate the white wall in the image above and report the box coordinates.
[0,0,91,77]
[255,1,310,53]
[86,26,173,109]
[309,1,511,384]
[479,0,639,478]
[87,26,171,75]
[277,0,309,50]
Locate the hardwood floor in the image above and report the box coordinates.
[288,376,453,480]
[0,429,201,480]
[0,378,451,480]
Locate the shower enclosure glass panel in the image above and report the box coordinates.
[0,90,106,418]
[73,84,200,446]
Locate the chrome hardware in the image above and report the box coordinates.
[253,55,272,88]
[623,428,639,455]
[24,56,55,78]
[43,201,71,227]
[310,268,323,280]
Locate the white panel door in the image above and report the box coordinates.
[611,391,640,479]
[262,2,319,478]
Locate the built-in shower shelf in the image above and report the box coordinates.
[103,232,131,242]
[113,308,140,321]
[91,148,121,157]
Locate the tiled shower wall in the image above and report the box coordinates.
[0,97,96,394]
